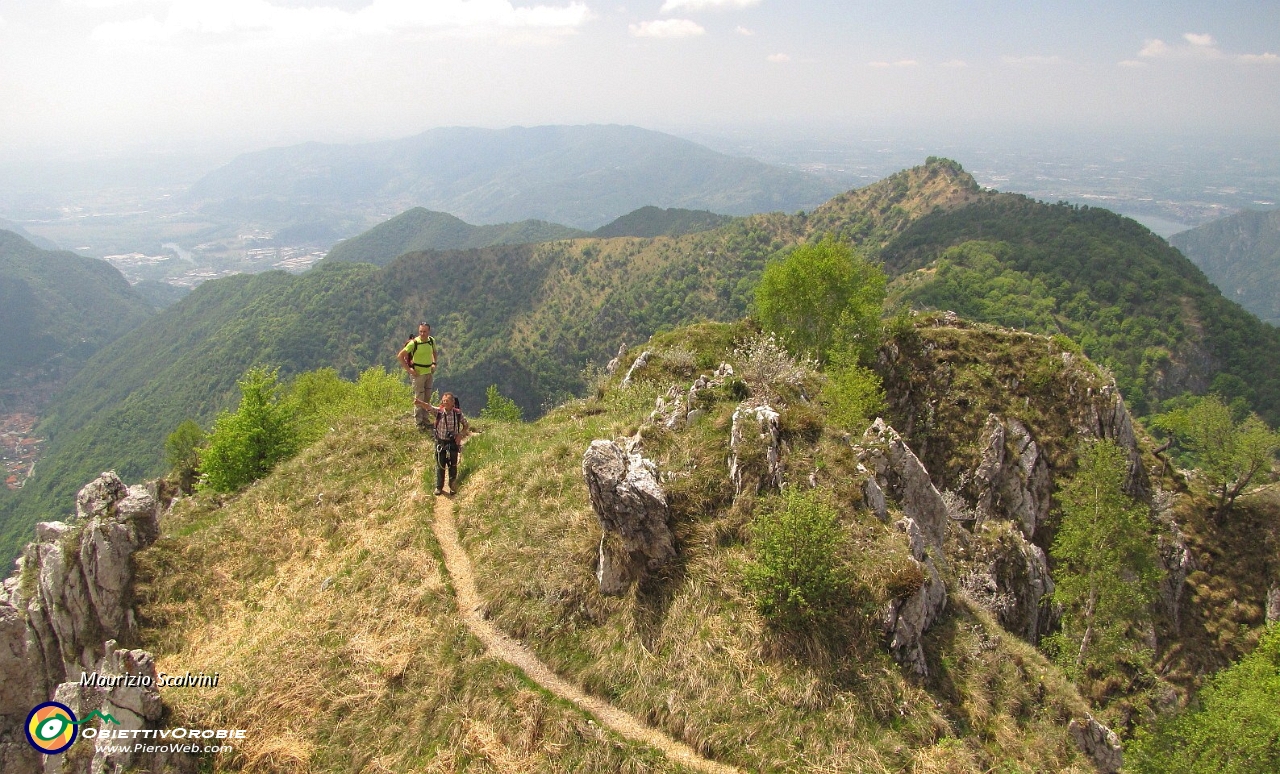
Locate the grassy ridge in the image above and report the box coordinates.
[134,412,691,773]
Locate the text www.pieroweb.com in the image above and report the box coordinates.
[94,741,235,755]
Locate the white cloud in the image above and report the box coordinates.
[629,18,704,38]
[1139,33,1223,60]
[1001,54,1063,65]
[766,53,788,63]
[660,0,760,12]
[735,25,753,36]
[90,0,592,44]
[1239,52,1279,64]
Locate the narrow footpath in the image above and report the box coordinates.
[426,490,743,774]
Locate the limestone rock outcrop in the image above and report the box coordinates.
[881,517,948,677]
[582,440,674,595]
[1079,385,1148,500]
[605,342,628,375]
[0,472,188,774]
[960,523,1055,643]
[1068,714,1123,774]
[856,419,949,552]
[1157,525,1195,634]
[621,349,651,387]
[1267,586,1280,625]
[729,402,782,496]
[974,414,1051,538]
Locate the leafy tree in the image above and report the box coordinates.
[164,419,205,494]
[820,353,886,432]
[1128,625,1280,774]
[200,367,298,493]
[755,238,886,364]
[744,489,850,632]
[1154,395,1279,514]
[1045,440,1162,681]
[480,385,523,422]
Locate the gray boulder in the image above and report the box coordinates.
[729,403,782,496]
[1268,586,1280,625]
[582,440,674,595]
[856,419,949,553]
[974,415,1051,538]
[881,517,948,677]
[960,523,1055,643]
[1068,714,1123,773]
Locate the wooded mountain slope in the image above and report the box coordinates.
[5,159,1279,562]
[323,208,587,266]
[0,230,152,383]
[1169,208,1280,325]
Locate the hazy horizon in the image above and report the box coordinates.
[2,1,1277,159]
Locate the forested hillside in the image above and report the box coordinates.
[1170,208,1280,325]
[323,208,586,266]
[882,197,1280,418]
[5,159,1280,562]
[591,206,735,238]
[0,230,152,384]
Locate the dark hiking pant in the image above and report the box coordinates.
[436,438,459,491]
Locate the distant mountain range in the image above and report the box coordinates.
[0,219,59,251]
[186,124,846,231]
[1170,208,1280,325]
[324,205,738,266]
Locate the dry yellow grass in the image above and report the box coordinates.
[133,413,694,773]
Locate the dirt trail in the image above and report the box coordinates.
[427,491,743,774]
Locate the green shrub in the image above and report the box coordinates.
[164,419,205,493]
[480,385,524,422]
[821,356,886,432]
[1128,625,1280,774]
[744,489,850,632]
[200,367,299,493]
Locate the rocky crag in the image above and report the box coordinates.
[0,472,192,774]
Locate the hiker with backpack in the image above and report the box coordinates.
[399,322,438,432]
[414,391,470,495]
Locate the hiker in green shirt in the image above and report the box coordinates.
[399,322,438,431]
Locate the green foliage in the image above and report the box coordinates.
[882,198,1280,422]
[744,489,851,632]
[1154,395,1280,512]
[1045,440,1162,682]
[163,420,205,493]
[755,238,887,364]
[324,207,587,266]
[1170,208,1280,326]
[1128,625,1280,774]
[591,206,735,239]
[480,384,524,422]
[200,367,299,493]
[820,356,886,432]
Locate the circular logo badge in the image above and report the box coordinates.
[25,702,78,755]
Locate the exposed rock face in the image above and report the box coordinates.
[48,641,194,774]
[605,342,628,375]
[582,441,674,595]
[1157,525,1195,634]
[729,402,782,496]
[650,363,735,430]
[620,349,651,387]
[882,517,947,677]
[1068,715,1123,774]
[0,472,184,774]
[960,523,1055,643]
[856,419,949,552]
[974,415,1051,538]
[1079,385,1148,500]
[1267,586,1280,625]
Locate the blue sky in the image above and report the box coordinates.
[0,1,1276,156]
